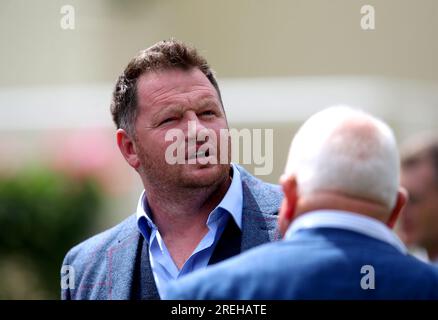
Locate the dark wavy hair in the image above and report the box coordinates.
[110,39,222,135]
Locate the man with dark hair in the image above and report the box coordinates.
[61,40,282,300]
[398,133,438,265]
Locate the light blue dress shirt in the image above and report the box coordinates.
[136,163,243,298]
[285,209,408,254]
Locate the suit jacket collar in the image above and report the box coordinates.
[104,215,143,299]
[238,165,282,250]
[106,164,281,299]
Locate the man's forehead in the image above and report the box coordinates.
[137,68,213,93]
[136,68,218,107]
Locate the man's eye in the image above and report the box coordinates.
[201,110,215,116]
[159,118,177,125]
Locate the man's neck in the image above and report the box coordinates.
[141,174,232,269]
[295,191,391,225]
[145,176,230,231]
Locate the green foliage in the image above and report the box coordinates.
[0,168,103,299]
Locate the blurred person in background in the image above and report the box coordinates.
[60,40,282,300]
[166,106,438,300]
[398,133,438,265]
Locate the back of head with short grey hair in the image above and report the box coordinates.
[284,106,400,209]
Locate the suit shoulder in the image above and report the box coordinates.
[237,165,283,214]
[63,214,137,266]
[238,165,281,193]
[403,254,438,281]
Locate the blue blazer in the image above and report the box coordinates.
[166,228,438,300]
[61,165,283,300]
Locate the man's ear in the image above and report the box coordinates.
[116,129,141,170]
[387,187,408,229]
[278,175,298,237]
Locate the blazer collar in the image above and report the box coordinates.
[106,165,282,299]
[237,165,283,251]
[106,215,145,299]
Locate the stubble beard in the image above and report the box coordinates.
[136,142,231,193]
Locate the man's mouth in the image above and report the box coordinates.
[188,149,210,160]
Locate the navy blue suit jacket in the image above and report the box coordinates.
[166,228,438,299]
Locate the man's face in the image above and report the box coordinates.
[132,67,230,190]
[400,160,438,249]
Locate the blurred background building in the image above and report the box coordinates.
[1,0,438,298]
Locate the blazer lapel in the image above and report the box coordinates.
[105,216,142,300]
[238,165,283,251]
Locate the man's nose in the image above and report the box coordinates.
[184,112,208,137]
